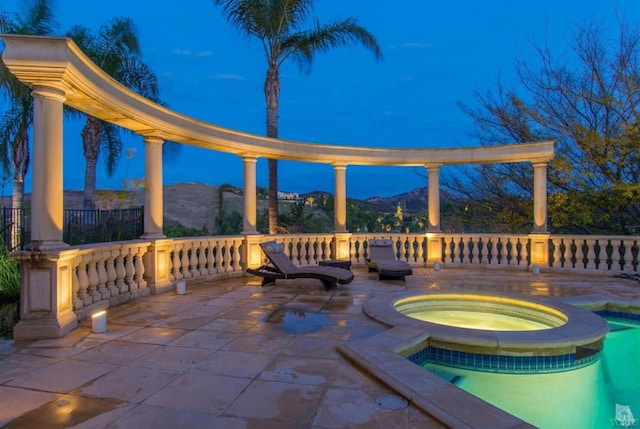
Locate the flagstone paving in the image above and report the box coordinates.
[0,268,638,428]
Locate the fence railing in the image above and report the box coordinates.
[1,207,144,249]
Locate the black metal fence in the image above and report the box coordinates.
[1,207,144,250]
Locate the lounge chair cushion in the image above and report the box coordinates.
[367,238,413,280]
[264,242,285,253]
[248,240,354,290]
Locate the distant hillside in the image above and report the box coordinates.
[2,182,437,231]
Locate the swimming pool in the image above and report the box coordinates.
[424,321,640,428]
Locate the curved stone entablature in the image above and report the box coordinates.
[1,34,555,166]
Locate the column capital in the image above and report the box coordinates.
[332,162,348,170]
[141,134,165,145]
[31,85,68,103]
[424,163,442,170]
[241,154,259,163]
[532,161,549,168]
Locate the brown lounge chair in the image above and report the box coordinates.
[246,240,354,291]
[366,238,413,280]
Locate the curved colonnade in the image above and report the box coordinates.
[1,35,554,339]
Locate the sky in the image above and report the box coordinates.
[1,0,639,199]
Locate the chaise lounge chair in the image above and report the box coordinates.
[366,238,413,280]
[246,240,354,291]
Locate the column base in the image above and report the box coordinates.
[143,239,173,294]
[13,311,77,340]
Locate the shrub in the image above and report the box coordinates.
[0,244,20,338]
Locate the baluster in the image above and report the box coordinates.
[521,238,530,266]
[206,242,216,276]
[72,258,82,311]
[125,250,137,292]
[618,239,630,273]
[467,236,479,264]
[214,240,223,273]
[134,249,147,290]
[87,260,101,302]
[585,238,597,270]
[485,237,499,265]
[462,237,469,264]
[96,253,110,299]
[443,238,453,263]
[571,239,583,269]
[600,239,609,271]
[106,252,119,297]
[199,241,208,276]
[291,239,301,266]
[408,238,416,263]
[222,242,231,272]
[476,237,484,264]
[181,243,191,279]
[77,259,91,305]
[115,253,127,293]
[231,240,241,271]
[300,238,309,266]
[551,238,562,269]
[609,239,620,272]
[497,237,506,265]
[190,243,200,278]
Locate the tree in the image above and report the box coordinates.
[213,0,382,234]
[456,19,640,234]
[0,0,57,248]
[67,18,162,209]
[0,1,57,208]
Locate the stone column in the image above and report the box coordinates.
[332,164,352,260]
[29,86,68,250]
[13,85,77,339]
[241,156,263,271]
[333,164,348,233]
[242,155,258,234]
[424,164,444,267]
[532,162,548,233]
[142,135,165,239]
[529,161,550,272]
[426,164,441,232]
[141,135,172,294]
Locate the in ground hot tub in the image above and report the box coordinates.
[365,292,610,373]
[395,294,568,331]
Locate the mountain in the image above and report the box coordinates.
[1,182,435,231]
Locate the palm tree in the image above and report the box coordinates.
[67,18,161,209]
[0,0,57,248]
[213,0,382,234]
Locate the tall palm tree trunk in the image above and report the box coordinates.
[82,116,102,209]
[10,129,28,248]
[265,64,280,234]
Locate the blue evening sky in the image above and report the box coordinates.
[2,0,639,199]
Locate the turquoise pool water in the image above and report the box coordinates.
[424,322,640,428]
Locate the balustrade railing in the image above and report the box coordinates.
[62,232,640,322]
[167,236,244,282]
[70,240,150,320]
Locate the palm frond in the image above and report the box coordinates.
[162,141,182,161]
[21,0,58,36]
[116,57,160,100]
[282,17,382,70]
[100,121,122,176]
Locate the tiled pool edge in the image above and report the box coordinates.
[337,332,534,429]
[338,292,640,429]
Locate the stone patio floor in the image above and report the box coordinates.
[0,267,638,428]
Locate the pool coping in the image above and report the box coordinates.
[337,292,639,429]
